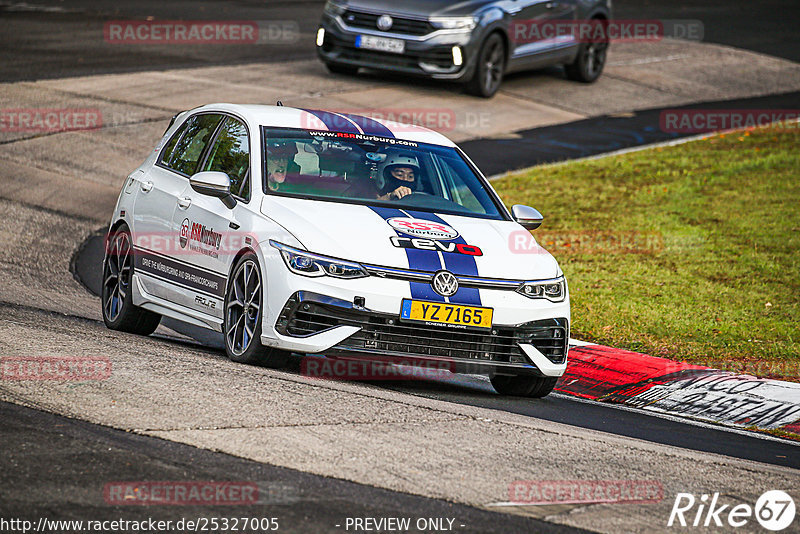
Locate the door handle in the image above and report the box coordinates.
[177,197,192,209]
[140,180,153,193]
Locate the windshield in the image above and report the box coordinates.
[261,127,505,219]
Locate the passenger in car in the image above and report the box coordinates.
[266,155,289,191]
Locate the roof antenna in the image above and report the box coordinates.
[276,101,283,106]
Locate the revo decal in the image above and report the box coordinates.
[387,217,459,240]
[403,210,482,306]
[369,206,445,302]
[390,236,483,256]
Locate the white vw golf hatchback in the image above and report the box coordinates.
[103,104,569,397]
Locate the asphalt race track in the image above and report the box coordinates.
[72,234,800,470]
[1,1,799,532]
[3,401,583,534]
[2,0,799,81]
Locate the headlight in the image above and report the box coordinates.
[324,0,347,16]
[270,241,368,279]
[429,16,478,30]
[516,277,566,302]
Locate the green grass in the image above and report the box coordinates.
[493,125,800,380]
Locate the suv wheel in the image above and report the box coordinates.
[564,21,608,82]
[465,33,506,98]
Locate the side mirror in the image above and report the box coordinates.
[512,204,543,230]
[190,171,236,209]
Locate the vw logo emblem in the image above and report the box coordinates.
[432,270,458,297]
[377,14,393,31]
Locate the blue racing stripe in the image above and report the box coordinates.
[339,113,395,138]
[300,109,361,134]
[404,210,482,306]
[369,206,445,302]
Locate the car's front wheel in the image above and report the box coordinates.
[224,253,288,368]
[101,225,161,335]
[564,21,608,83]
[465,33,506,98]
[490,374,558,398]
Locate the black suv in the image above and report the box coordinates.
[316,0,612,98]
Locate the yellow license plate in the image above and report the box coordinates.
[400,299,493,330]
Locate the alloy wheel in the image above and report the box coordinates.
[584,41,608,79]
[483,41,504,94]
[103,232,131,322]
[226,259,262,356]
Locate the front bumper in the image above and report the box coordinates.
[316,12,480,81]
[269,291,569,377]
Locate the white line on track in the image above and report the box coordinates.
[607,53,692,66]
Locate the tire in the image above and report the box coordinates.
[490,375,558,398]
[101,225,161,335]
[224,253,288,368]
[465,33,506,98]
[325,62,359,76]
[564,20,608,83]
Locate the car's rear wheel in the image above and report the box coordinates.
[490,374,558,398]
[465,33,506,98]
[325,62,359,76]
[101,225,161,335]
[224,253,288,368]
[564,20,608,83]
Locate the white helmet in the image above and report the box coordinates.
[377,152,420,189]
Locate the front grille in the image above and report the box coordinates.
[276,292,569,365]
[325,34,455,71]
[342,10,433,36]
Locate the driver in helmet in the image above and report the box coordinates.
[375,153,420,201]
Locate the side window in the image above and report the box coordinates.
[436,155,485,214]
[203,117,250,200]
[159,119,189,167]
[168,114,223,176]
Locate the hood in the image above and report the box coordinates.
[343,0,496,18]
[261,196,560,281]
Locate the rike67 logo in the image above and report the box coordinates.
[668,490,796,531]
